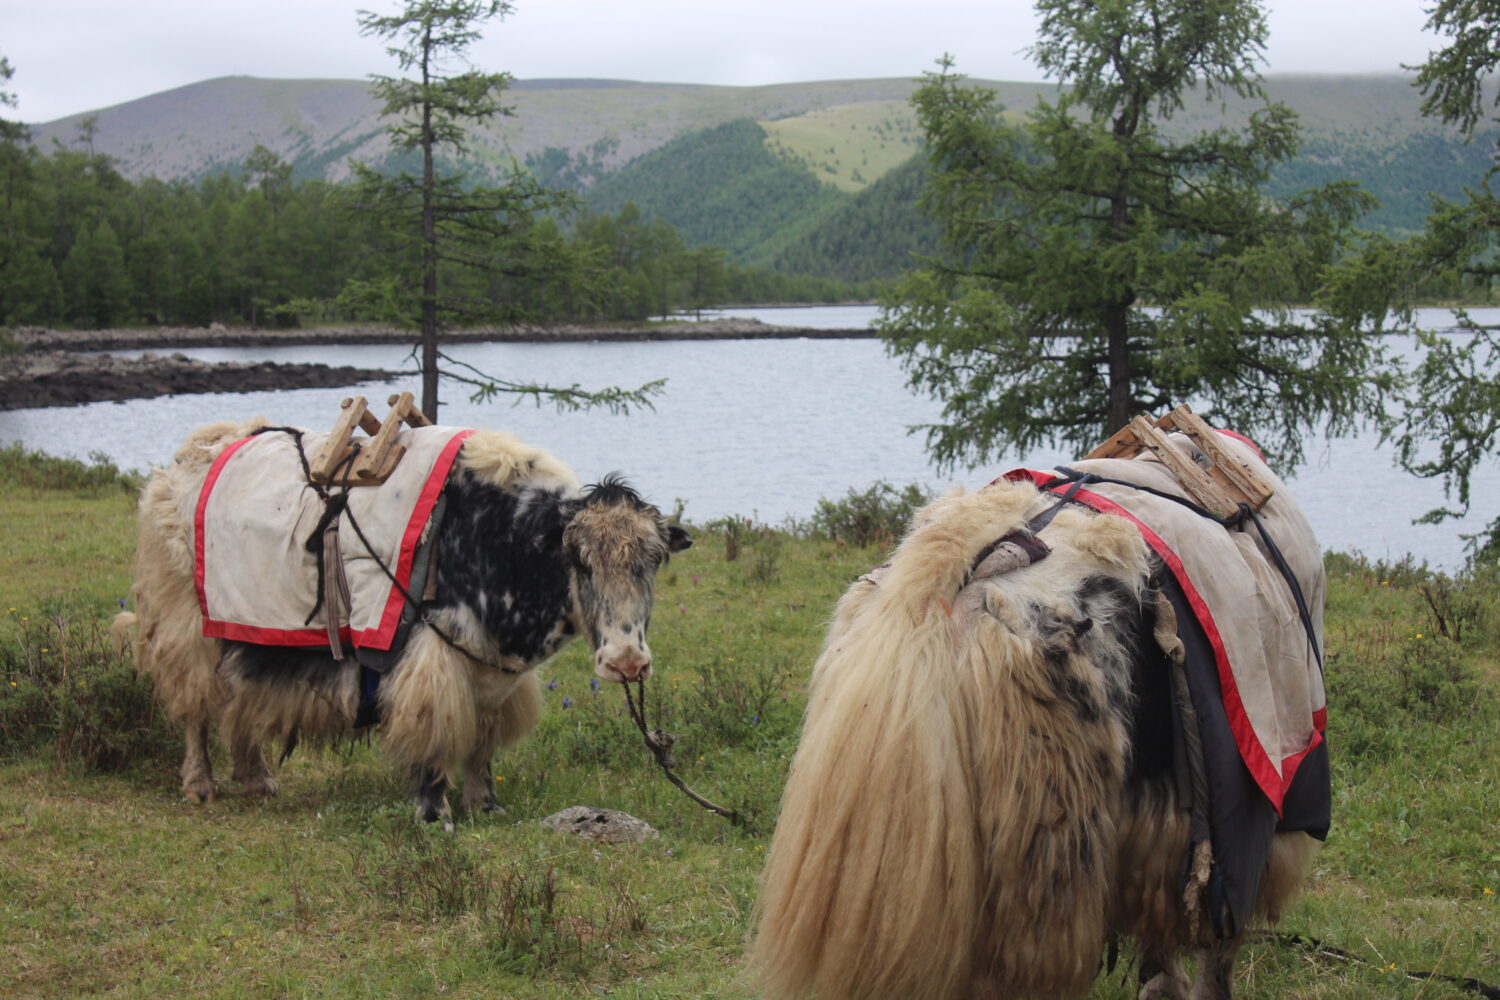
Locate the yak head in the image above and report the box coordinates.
[562,476,691,683]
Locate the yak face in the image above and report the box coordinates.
[563,476,691,683]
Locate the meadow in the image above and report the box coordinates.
[0,447,1495,999]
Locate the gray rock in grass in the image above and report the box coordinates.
[541,806,658,843]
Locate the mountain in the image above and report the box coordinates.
[25,73,1493,276]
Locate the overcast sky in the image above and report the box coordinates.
[5,0,1442,125]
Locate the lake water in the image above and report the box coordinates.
[2,304,1495,569]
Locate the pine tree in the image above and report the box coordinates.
[881,0,1391,470]
[350,1,660,419]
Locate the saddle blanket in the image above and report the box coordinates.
[194,425,473,651]
[1007,430,1327,817]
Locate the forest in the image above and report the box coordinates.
[0,136,870,331]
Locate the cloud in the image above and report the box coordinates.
[5,0,1438,125]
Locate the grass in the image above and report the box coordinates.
[760,100,923,192]
[0,449,1496,999]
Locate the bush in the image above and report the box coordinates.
[0,610,175,770]
[0,443,143,495]
[810,480,931,548]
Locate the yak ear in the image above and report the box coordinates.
[666,524,693,552]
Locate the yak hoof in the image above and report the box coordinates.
[182,778,217,803]
[1140,971,1191,1000]
[239,774,279,797]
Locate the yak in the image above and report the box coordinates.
[120,417,689,827]
[750,432,1328,1000]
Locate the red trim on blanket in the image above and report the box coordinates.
[1003,466,1302,815]
[195,435,256,624]
[1277,727,1325,797]
[207,620,345,646]
[195,428,473,652]
[350,428,474,651]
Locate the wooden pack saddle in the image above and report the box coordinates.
[308,391,433,487]
[1083,405,1275,519]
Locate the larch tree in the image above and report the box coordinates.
[880,0,1391,471]
[1375,0,1500,561]
[353,1,660,420]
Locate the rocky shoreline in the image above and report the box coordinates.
[0,319,871,409]
[0,350,396,411]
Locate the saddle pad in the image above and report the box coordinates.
[194,425,474,650]
[1008,431,1326,816]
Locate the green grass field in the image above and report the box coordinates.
[0,447,1494,999]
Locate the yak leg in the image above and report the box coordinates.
[181,720,217,803]
[230,732,277,797]
[410,766,453,831]
[1139,954,1191,1000]
[461,672,543,814]
[461,751,500,814]
[1188,940,1243,1000]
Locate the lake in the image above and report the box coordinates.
[2,304,1494,569]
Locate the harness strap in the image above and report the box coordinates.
[1037,466,1324,677]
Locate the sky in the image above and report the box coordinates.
[5,0,1442,125]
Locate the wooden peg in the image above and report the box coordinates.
[310,396,369,484]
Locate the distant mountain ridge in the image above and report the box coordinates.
[25,73,1493,278]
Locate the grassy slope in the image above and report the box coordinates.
[760,99,924,192]
[0,452,1495,999]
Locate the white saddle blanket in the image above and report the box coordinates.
[194,425,473,650]
[1008,431,1326,816]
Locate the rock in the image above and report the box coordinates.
[540,806,658,844]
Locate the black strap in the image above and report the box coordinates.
[1035,466,1324,677]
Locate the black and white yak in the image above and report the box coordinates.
[119,418,690,826]
[750,436,1329,1000]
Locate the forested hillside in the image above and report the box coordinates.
[586,120,847,265]
[10,72,1495,305]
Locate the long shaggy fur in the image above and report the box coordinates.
[749,480,1313,1000]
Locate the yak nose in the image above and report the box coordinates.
[597,648,652,683]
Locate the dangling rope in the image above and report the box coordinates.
[622,678,743,827]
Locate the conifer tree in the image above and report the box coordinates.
[1368,0,1500,559]
[353,1,659,419]
[881,0,1390,469]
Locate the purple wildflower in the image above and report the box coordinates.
[546,679,558,691]
[589,677,601,693]
[561,696,573,709]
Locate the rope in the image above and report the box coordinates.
[256,427,525,676]
[622,679,743,827]
[1263,932,1500,998]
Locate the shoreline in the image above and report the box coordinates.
[7,318,875,353]
[0,319,876,410]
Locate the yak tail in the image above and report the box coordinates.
[749,482,1149,1000]
[110,612,138,659]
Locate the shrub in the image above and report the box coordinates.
[0,610,175,770]
[0,443,143,495]
[811,480,931,548]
